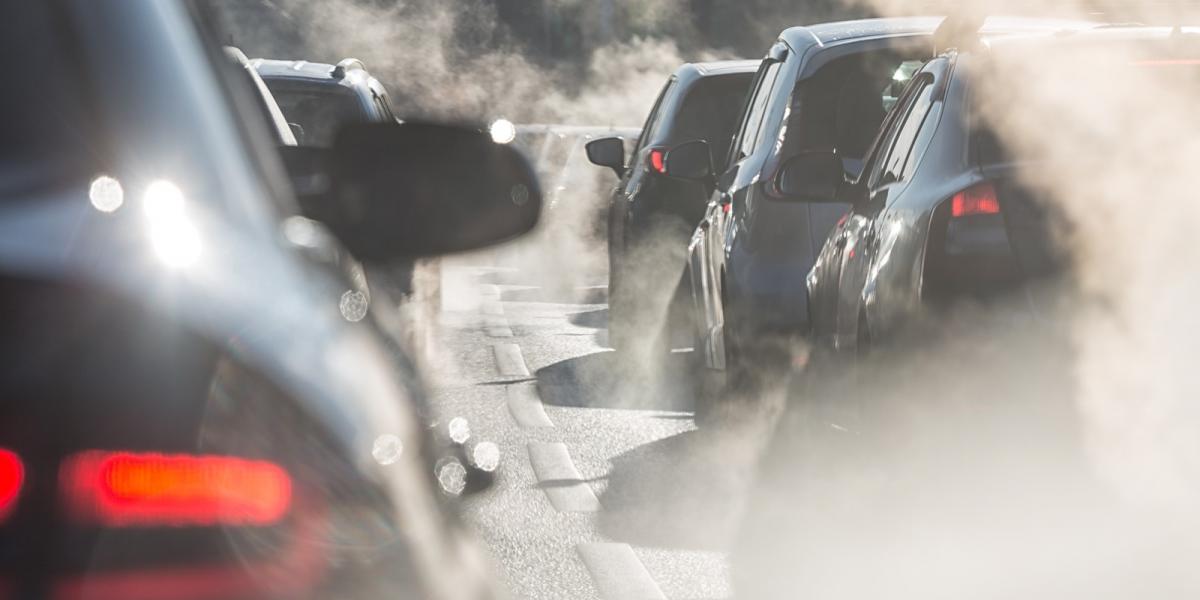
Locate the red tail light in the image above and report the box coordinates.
[0,449,23,522]
[648,148,667,174]
[61,451,292,527]
[950,182,1000,218]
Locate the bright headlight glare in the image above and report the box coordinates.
[144,180,201,268]
[490,118,516,144]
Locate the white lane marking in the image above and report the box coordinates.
[482,301,505,316]
[527,442,600,512]
[577,543,666,600]
[492,343,530,378]
[484,314,514,338]
[506,383,553,428]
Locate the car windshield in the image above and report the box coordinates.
[264,82,368,146]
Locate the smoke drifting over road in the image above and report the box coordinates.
[735,2,1200,599]
[217,1,1200,597]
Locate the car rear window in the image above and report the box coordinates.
[667,73,755,168]
[264,81,369,147]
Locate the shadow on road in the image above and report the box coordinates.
[535,350,697,411]
[595,399,783,551]
[567,307,608,328]
[500,285,608,305]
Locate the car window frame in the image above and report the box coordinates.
[633,77,676,159]
[733,60,783,163]
[863,71,927,189]
[879,74,935,184]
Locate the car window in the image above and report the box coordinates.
[667,73,755,168]
[862,72,924,187]
[265,82,371,147]
[736,61,782,161]
[634,79,676,155]
[875,74,934,186]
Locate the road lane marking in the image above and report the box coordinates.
[492,343,530,378]
[576,542,666,600]
[506,383,553,428]
[484,314,514,338]
[527,442,599,512]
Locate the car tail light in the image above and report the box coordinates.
[950,182,1000,218]
[60,451,292,527]
[0,449,23,522]
[648,148,667,174]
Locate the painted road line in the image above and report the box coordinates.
[492,343,530,378]
[527,442,600,512]
[481,301,505,316]
[484,314,514,338]
[576,543,666,600]
[506,383,553,428]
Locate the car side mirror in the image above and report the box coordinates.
[663,140,713,182]
[585,136,626,177]
[774,151,846,202]
[284,122,541,262]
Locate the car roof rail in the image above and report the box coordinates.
[331,58,366,79]
[932,13,986,56]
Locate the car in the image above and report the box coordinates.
[252,57,432,301]
[804,21,1191,365]
[585,60,758,356]
[251,57,399,146]
[0,2,539,599]
[665,19,938,392]
[226,47,299,147]
[667,17,1094,394]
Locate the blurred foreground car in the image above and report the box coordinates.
[585,61,757,356]
[0,2,539,599]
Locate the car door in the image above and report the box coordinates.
[834,66,941,350]
[693,51,785,367]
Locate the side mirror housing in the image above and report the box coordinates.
[585,136,626,177]
[774,151,846,202]
[663,140,713,182]
[287,122,541,262]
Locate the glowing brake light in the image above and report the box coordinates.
[950,182,1000,218]
[648,148,667,174]
[0,449,23,521]
[61,451,292,527]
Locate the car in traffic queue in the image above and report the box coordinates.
[803,22,1199,368]
[664,17,1097,401]
[585,60,758,356]
[0,2,539,599]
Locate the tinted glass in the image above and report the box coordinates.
[738,62,782,159]
[636,79,676,153]
[265,82,370,147]
[880,76,934,182]
[668,73,754,168]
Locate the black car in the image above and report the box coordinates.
[252,57,399,146]
[804,22,1188,361]
[585,60,757,356]
[0,2,538,599]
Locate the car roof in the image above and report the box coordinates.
[250,58,341,81]
[781,16,1099,50]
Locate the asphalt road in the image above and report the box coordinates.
[421,247,769,600]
